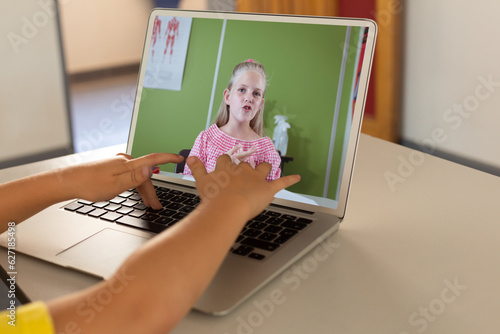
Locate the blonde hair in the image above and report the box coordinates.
[214,60,267,137]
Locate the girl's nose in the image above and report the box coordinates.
[245,94,252,102]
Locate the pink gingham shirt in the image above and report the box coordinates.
[183,124,281,181]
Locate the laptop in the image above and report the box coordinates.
[0,9,376,315]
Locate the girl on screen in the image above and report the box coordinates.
[183,60,281,181]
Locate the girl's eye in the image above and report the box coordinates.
[238,88,245,93]
[254,91,261,97]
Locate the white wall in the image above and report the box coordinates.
[59,0,154,73]
[58,1,239,73]
[402,0,500,170]
[1,0,72,166]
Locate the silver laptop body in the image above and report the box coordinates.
[0,9,376,315]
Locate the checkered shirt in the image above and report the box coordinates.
[183,124,281,181]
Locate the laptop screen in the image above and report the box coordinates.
[128,10,376,216]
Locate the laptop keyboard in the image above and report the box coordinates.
[63,185,312,261]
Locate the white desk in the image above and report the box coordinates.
[1,135,500,333]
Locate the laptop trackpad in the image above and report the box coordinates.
[56,228,149,278]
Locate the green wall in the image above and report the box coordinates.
[132,17,361,200]
[131,18,223,167]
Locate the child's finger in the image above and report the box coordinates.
[136,181,162,210]
[126,153,184,172]
[115,165,161,209]
[227,145,241,156]
[255,162,272,177]
[186,156,208,180]
[270,174,301,193]
[215,154,233,170]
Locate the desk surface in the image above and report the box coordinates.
[1,135,500,334]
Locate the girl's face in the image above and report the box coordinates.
[224,70,265,126]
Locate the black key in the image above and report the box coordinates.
[274,234,294,244]
[167,219,180,226]
[243,229,261,238]
[165,203,183,211]
[182,193,196,198]
[169,190,183,195]
[142,213,160,221]
[159,200,172,207]
[101,212,123,222]
[172,212,188,220]
[88,209,107,218]
[117,216,166,233]
[158,192,175,200]
[154,216,174,225]
[170,195,187,203]
[76,205,95,215]
[282,214,297,221]
[240,238,280,252]
[64,202,83,212]
[248,253,266,260]
[258,232,277,241]
[265,211,281,218]
[178,205,194,214]
[280,228,298,237]
[105,203,121,212]
[159,209,176,217]
[183,198,200,206]
[253,214,268,222]
[274,229,298,244]
[236,235,244,243]
[92,201,109,209]
[297,217,313,224]
[134,203,147,210]
[232,245,254,256]
[281,221,307,230]
[146,207,162,213]
[264,225,282,234]
[129,210,146,218]
[267,217,284,225]
[249,222,268,230]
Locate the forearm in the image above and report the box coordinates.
[0,153,182,233]
[123,199,250,329]
[0,168,75,233]
[45,155,299,333]
[48,197,251,333]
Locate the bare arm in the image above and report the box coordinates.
[0,153,183,233]
[47,155,300,333]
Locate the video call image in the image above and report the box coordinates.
[130,15,369,209]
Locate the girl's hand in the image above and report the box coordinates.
[186,154,300,220]
[226,145,257,166]
[67,153,184,210]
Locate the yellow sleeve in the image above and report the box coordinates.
[0,301,54,334]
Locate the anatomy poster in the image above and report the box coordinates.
[144,16,193,91]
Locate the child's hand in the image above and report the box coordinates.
[186,154,300,220]
[226,145,256,166]
[67,153,184,210]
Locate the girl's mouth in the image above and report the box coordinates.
[243,105,252,111]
